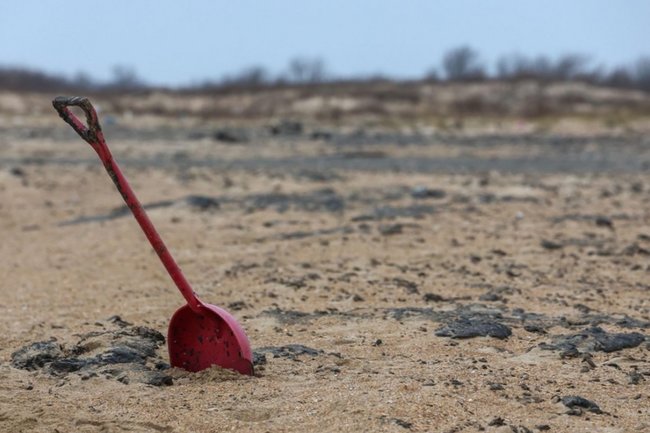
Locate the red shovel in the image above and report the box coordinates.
[53,96,253,375]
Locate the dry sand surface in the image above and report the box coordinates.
[1,102,649,433]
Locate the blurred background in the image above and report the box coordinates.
[1,0,649,128]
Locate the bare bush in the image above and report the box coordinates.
[282,57,328,84]
[442,46,486,81]
[105,65,145,91]
[634,57,650,91]
[603,67,634,89]
[495,53,592,81]
[221,66,270,87]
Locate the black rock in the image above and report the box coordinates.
[12,322,169,386]
[98,346,147,364]
[48,358,87,373]
[9,166,26,177]
[595,216,613,228]
[591,327,645,352]
[11,341,63,370]
[435,318,512,340]
[540,326,646,355]
[423,293,445,302]
[213,128,248,143]
[523,324,547,334]
[252,352,268,366]
[541,239,563,250]
[561,395,602,414]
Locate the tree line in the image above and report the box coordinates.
[1,47,649,93]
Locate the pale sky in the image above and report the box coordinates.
[1,1,648,86]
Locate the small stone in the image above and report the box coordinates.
[488,417,506,426]
[561,395,602,414]
[379,223,403,236]
[595,216,613,228]
[523,324,546,334]
[541,240,563,250]
[10,166,25,177]
[423,293,445,302]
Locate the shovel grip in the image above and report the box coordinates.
[52,96,103,145]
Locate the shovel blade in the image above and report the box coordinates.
[168,304,253,375]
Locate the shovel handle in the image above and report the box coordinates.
[52,96,103,145]
[52,96,204,314]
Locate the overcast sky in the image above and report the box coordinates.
[1,1,648,86]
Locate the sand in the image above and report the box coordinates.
[0,109,649,433]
